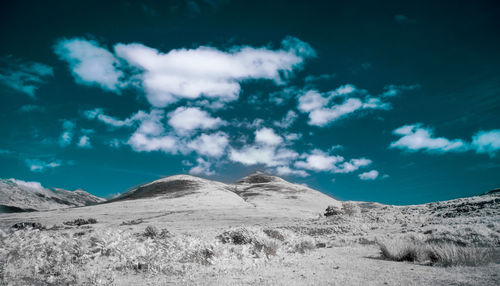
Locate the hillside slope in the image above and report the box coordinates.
[0,178,104,212]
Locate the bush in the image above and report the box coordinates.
[377,237,494,266]
[324,205,343,217]
[63,218,97,226]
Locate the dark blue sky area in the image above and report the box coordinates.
[0,0,499,204]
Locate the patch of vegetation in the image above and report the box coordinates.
[120,218,144,226]
[63,218,97,226]
[377,237,494,267]
[324,205,342,217]
[11,222,44,230]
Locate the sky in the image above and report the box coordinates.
[0,0,499,204]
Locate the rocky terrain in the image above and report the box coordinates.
[0,178,105,212]
[0,173,498,285]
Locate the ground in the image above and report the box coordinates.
[0,189,499,285]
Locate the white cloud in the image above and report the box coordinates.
[168,107,226,135]
[297,85,390,127]
[255,127,283,146]
[471,129,500,157]
[189,158,215,176]
[333,158,372,174]
[54,38,124,92]
[308,98,363,126]
[274,110,298,128]
[113,36,315,107]
[229,128,297,167]
[77,135,92,148]
[297,90,329,112]
[128,133,179,153]
[0,57,53,97]
[297,83,412,127]
[229,145,298,167]
[187,132,229,158]
[59,120,75,147]
[294,149,344,171]
[25,159,61,172]
[390,123,468,153]
[274,166,309,177]
[359,170,379,180]
[8,178,45,191]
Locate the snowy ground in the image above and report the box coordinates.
[0,175,499,285]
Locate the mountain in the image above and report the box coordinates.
[0,178,105,213]
[109,174,251,209]
[234,171,341,211]
[111,172,341,214]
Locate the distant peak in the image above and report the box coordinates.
[236,171,284,184]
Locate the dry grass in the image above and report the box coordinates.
[1,226,317,285]
[377,237,494,267]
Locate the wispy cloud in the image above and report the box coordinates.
[390,124,500,156]
[390,124,468,153]
[59,119,75,147]
[0,57,53,97]
[25,158,62,172]
[297,84,397,126]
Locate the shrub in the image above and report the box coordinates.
[324,205,343,217]
[63,218,97,226]
[292,237,316,254]
[263,229,285,241]
[144,226,159,238]
[121,219,144,226]
[377,237,494,266]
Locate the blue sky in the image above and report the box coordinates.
[1,0,499,204]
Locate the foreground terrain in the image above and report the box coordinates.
[0,173,499,285]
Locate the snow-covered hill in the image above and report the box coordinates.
[0,178,104,212]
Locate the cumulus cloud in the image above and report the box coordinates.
[189,158,215,176]
[334,158,372,174]
[168,107,226,135]
[390,124,468,153]
[54,38,125,93]
[77,135,92,148]
[187,132,229,158]
[471,129,500,157]
[294,149,344,171]
[25,159,61,172]
[297,84,394,126]
[55,37,314,107]
[229,127,298,167]
[0,57,53,97]
[113,36,314,107]
[274,166,309,177]
[255,127,283,146]
[294,149,372,175]
[359,170,379,180]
